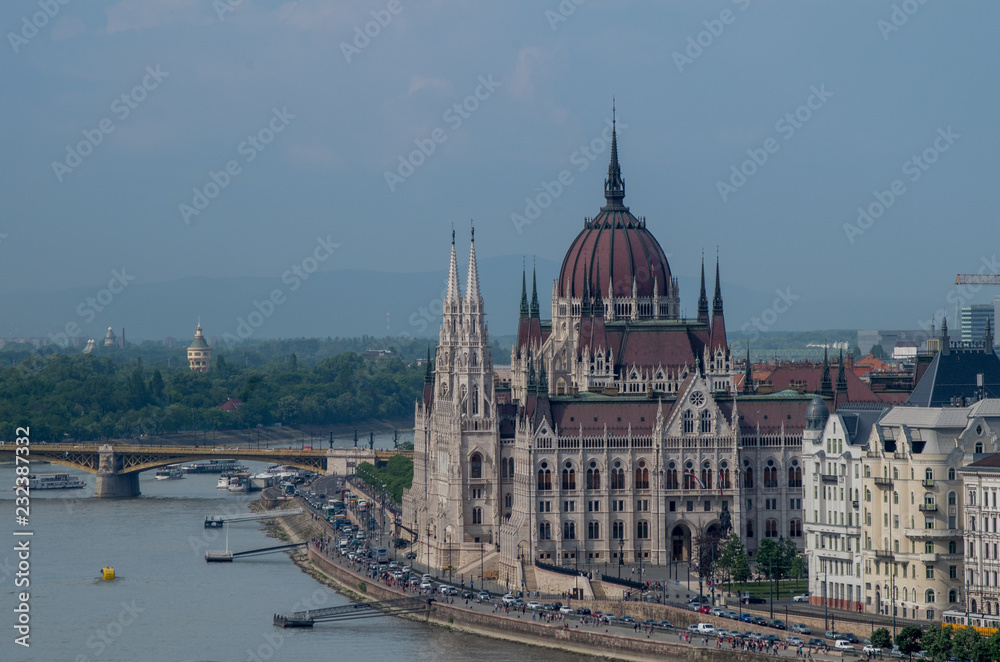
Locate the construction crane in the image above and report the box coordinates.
[956,274,1000,285]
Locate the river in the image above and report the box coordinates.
[0,463,596,662]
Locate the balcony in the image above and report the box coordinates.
[852,500,860,509]
[922,479,935,488]
[873,477,893,487]
[904,528,961,540]
[874,549,895,560]
[821,474,838,483]
[918,553,939,563]
[919,504,938,512]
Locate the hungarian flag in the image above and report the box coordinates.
[684,470,705,489]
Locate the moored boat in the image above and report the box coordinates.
[155,467,184,480]
[22,473,86,490]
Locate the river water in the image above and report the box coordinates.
[0,463,594,662]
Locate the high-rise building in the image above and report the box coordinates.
[961,304,995,346]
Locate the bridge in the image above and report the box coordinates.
[0,443,412,498]
[273,596,434,627]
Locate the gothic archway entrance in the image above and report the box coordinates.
[671,524,691,561]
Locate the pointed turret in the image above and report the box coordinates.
[743,345,753,395]
[712,255,724,316]
[530,263,540,319]
[819,347,833,395]
[464,225,481,308]
[519,263,529,318]
[697,255,709,325]
[709,255,728,354]
[445,229,461,310]
[601,100,627,212]
[836,349,848,393]
[424,344,433,383]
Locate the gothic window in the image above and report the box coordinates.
[539,521,551,540]
[501,459,507,479]
[788,461,802,488]
[666,462,679,490]
[720,460,731,489]
[471,386,479,415]
[537,466,551,491]
[789,519,802,537]
[470,453,482,479]
[701,461,713,491]
[586,462,601,490]
[563,521,576,540]
[588,521,600,540]
[636,521,649,539]
[744,461,754,489]
[683,410,694,434]
[700,409,711,433]
[612,521,624,539]
[472,507,482,524]
[635,460,649,489]
[683,461,695,490]
[562,463,576,490]
[765,519,778,538]
[611,461,625,490]
[764,460,778,488]
[508,458,515,478]
[746,519,755,538]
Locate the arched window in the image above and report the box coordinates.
[501,459,508,479]
[925,468,934,482]
[746,520,755,538]
[537,465,551,491]
[866,488,872,502]
[926,589,936,604]
[508,458,515,478]
[764,460,777,488]
[721,461,731,489]
[563,521,576,540]
[744,461,754,489]
[683,410,694,434]
[949,467,956,480]
[865,465,871,478]
[636,521,649,539]
[586,462,601,490]
[765,519,778,538]
[612,521,624,539]
[789,519,802,537]
[611,461,625,490]
[788,461,802,488]
[666,462,679,490]
[635,461,649,489]
[977,442,984,453]
[539,521,551,539]
[893,467,898,480]
[949,589,959,603]
[700,409,711,433]
[471,386,479,415]
[562,463,576,490]
[683,461,695,490]
[893,491,899,505]
[588,521,600,540]
[470,453,483,479]
[949,491,957,506]
[701,461,713,490]
[472,507,482,524]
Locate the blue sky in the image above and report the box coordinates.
[2,0,998,338]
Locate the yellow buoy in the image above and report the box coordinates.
[101,566,115,580]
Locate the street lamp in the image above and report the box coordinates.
[618,537,625,580]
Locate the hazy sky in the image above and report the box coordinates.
[3,0,998,336]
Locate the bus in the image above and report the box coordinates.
[942,610,1000,636]
[376,547,388,563]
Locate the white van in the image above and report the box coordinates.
[834,640,854,651]
[692,623,715,634]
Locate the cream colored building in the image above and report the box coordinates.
[958,411,1000,627]
[187,322,211,372]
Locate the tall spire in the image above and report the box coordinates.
[445,228,461,307]
[602,99,627,211]
[530,261,540,318]
[712,252,724,316]
[836,349,848,393]
[697,253,709,324]
[424,344,433,383]
[519,262,529,318]
[820,347,832,395]
[743,344,753,395]
[465,223,481,306]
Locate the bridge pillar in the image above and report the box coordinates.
[94,445,141,498]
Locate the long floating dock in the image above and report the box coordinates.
[204,509,303,528]
[205,541,307,562]
[273,597,435,627]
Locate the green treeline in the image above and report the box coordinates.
[0,338,427,442]
[356,456,414,504]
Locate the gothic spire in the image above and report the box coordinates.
[465,223,481,307]
[602,99,627,212]
[445,228,461,307]
[530,261,540,318]
[743,345,753,395]
[697,253,709,325]
[519,262,529,318]
[424,344,433,383]
[820,347,832,395]
[712,252,724,316]
[836,349,848,393]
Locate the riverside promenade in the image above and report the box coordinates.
[266,497,850,662]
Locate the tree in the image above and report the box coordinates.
[694,528,723,580]
[717,534,744,589]
[953,626,989,662]
[896,625,925,659]
[755,539,780,580]
[871,627,892,651]
[986,629,1000,662]
[922,626,951,662]
[869,343,885,360]
[788,552,808,581]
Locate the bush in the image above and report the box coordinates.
[358,581,367,594]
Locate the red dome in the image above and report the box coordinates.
[558,210,672,299]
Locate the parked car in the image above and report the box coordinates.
[739,613,753,623]
[792,594,810,602]
[834,640,854,651]
[688,595,710,604]
[709,608,726,617]
[761,634,780,643]
[501,594,516,605]
[698,605,712,614]
[726,610,740,620]
[790,623,811,635]
[526,601,541,610]
[642,618,657,627]
[621,615,635,624]
[808,638,827,648]
[769,619,786,630]
[542,604,554,612]
[476,591,491,602]
[863,645,882,655]
[840,633,859,644]
[405,551,417,559]
[658,620,673,629]
[825,630,839,640]
[751,616,768,626]
[742,596,766,605]
[577,607,591,615]
[419,581,433,590]
[786,636,804,645]
[559,606,574,615]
